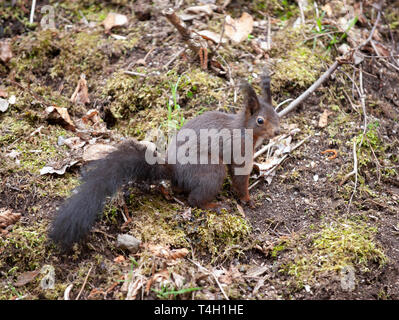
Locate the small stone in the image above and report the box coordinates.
[116,234,141,253]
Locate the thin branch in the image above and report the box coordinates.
[76,265,93,300]
[278,61,340,117]
[29,0,36,24]
[164,48,186,69]
[163,8,206,57]
[347,139,358,211]
[188,259,229,300]
[249,135,311,190]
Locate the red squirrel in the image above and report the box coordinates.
[49,70,280,249]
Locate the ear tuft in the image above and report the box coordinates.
[260,69,272,105]
[240,81,260,116]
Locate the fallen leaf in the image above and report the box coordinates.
[40,160,79,175]
[82,143,117,162]
[225,12,254,43]
[45,106,76,131]
[318,109,332,128]
[113,255,126,264]
[218,266,241,285]
[14,270,40,287]
[185,4,216,16]
[197,30,227,44]
[63,137,86,150]
[322,3,333,17]
[372,42,390,56]
[102,12,128,32]
[236,204,245,217]
[0,88,7,98]
[0,40,13,63]
[0,208,22,234]
[82,109,101,124]
[146,244,189,260]
[70,74,90,105]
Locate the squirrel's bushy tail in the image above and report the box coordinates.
[49,140,169,249]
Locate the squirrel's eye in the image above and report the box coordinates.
[257,117,264,125]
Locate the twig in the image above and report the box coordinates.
[275,98,293,112]
[298,0,305,25]
[358,9,381,51]
[6,79,51,107]
[188,259,229,300]
[164,48,185,69]
[278,60,341,117]
[249,136,311,190]
[357,66,367,148]
[163,8,206,57]
[76,265,93,300]
[347,139,358,210]
[253,134,288,159]
[123,71,147,77]
[79,10,89,26]
[214,17,226,52]
[29,0,36,24]
[266,15,272,50]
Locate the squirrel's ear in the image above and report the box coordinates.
[260,69,272,105]
[240,82,260,116]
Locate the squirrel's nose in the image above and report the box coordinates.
[274,128,280,136]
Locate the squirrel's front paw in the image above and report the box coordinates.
[240,198,255,209]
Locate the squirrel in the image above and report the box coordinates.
[49,70,280,249]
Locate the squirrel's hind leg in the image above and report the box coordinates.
[187,165,226,210]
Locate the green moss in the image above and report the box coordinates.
[125,193,188,248]
[281,219,387,287]
[104,68,225,138]
[0,222,50,273]
[274,46,325,90]
[198,212,252,257]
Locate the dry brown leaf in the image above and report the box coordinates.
[45,106,76,131]
[82,109,101,124]
[185,4,216,16]
[197,30,227,44]
[113,255,126,264]
[0,88,8,98]
[236,204,245,217]
[102,12,128,32]
[146,269,169,294]
[373,42,390,56]
[0,208,21,234]
[0,40,13,63]
[246,265,268,278]
[63,137,86,150]
[225,12,254,44]
[218,266,240,285]
[318,109,332,128]
[70,74,90,105]
[168,248,189,260]
[322,3,333,17]
[82,144,117,162]
[146,244,189,260]
[14,270,40,287]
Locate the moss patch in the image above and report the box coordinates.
[281,218,387,287]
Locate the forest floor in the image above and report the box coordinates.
[1,0,399,300]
